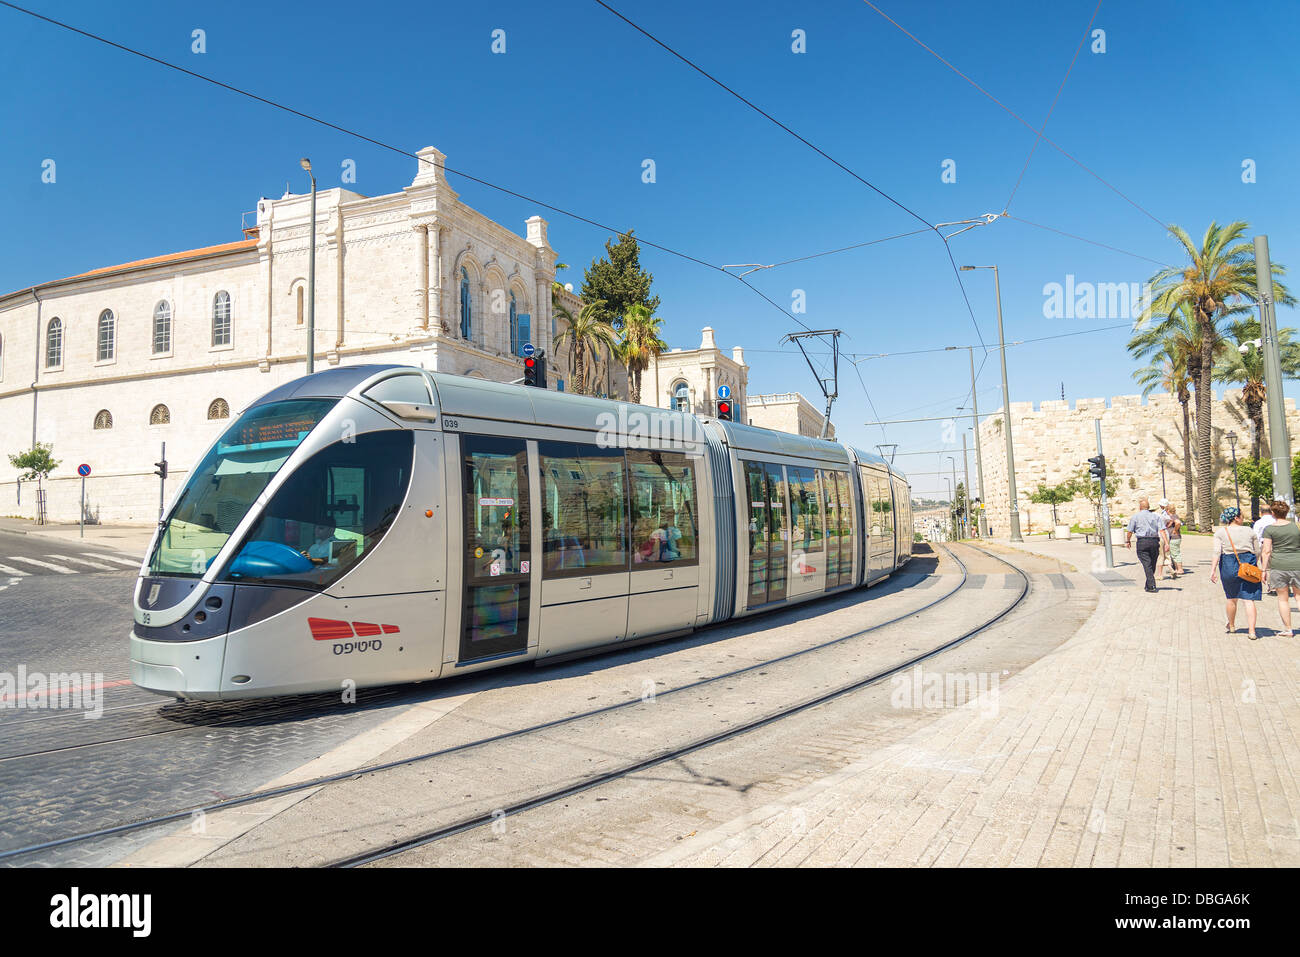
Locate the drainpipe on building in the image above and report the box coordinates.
[31,286,42,448]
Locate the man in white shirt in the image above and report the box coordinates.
[1253,507,1278,542]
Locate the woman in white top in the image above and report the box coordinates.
[1210,506,1262,639]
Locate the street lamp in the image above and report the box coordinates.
[300,157,317,375]
[1156,449,1168,499]
[947,454,961,539]
[1226,431,1241,511]
[961,264,1021,541]
[946,344,988,536]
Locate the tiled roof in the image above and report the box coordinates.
[61,238,259,281]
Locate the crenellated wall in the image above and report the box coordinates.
[975,390,1299,531]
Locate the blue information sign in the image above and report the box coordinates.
[77,464,91,477]
[717,384,731,400]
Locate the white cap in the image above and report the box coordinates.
[1158,498,1170,507]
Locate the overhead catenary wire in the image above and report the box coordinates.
[592,0,989,352]
[859,0,1169,232]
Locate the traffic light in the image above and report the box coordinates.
[1088,454,1106,481]
[523,352,547,389]
[155,459,168,480]
[716,400,732,421]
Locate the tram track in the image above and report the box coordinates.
[1,542,1014,865]
[330,542,1030,866]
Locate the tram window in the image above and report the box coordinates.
[539,442,627,577]
[628,450,698,567]
[220,430,414,589]
[789,468,823,549]
[363,374,431,406]
[464,438,529,580]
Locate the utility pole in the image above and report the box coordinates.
[1255,235,1293,506]
[969,346,987,537]
[301,158,317,375]
[1095,419,1113,568]
[962,432,971,539]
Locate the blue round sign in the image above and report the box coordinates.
[521,343,536,358]
[77,464,91,477]
[717,384,731,400]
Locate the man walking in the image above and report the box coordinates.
[1125,496,1165,592]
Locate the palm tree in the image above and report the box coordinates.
[1212,316,1300,518]
[554,300,617,396]
[1137,222,1294,530]
[1128,305,1204,525]
[617,303,668,404]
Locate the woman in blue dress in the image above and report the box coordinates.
[1210,506,1262,639]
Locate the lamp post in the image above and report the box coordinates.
[961,264,1021,541]
[946,344,988,536]
[1156,449,1168,499]
[300,158,317,375]
[942,476,953,541]
[1227,431,1241,511]
[947,454,961,539]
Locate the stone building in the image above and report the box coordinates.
[0,145,619,523]
[644,327,749,418]
[745,392,835,439]
[976,391,1300,531]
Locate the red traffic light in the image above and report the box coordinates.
[718,402,731,414]
[524,357,536,368]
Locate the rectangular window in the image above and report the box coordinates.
[628,450,698,567]
[789,467,823,551]
[539,441,627,577]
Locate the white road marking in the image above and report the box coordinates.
[57,555,118,570]
[0,564,31,577]
[81,552,142,568]
[3,556,75,574]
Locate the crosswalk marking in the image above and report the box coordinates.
[0,563,31,577]
[58,555,118,570]
[4,556,75,574]
[81,552,141,568]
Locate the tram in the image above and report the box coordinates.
[130,365,912,700]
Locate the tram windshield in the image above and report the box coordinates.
[147,399,339,578]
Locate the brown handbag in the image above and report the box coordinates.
[1226,531,1264,583]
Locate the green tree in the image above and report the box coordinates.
[8,442,60,487]
[1136,222,1294,530]
[1029,480,1077,526]
[1128,301,1215,528]
[1233,456,1273,506]
[580,231,660,331]
[1212,316,1300,518]
[617,303,668,405]
[1073,467,1119,529]
[553,300,618,397]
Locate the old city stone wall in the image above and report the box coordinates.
[975,390,1299,531]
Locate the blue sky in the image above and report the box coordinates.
[3,0,1297,497]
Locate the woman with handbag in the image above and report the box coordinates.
[1210,506,1263,639]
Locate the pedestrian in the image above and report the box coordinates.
[1124,496,1165,592]
[1252,504,1277,542]
[1210,506,1262,639]
[1155,497,1172,580]
[1259,499,1300,638]
[1164,503,1185,579]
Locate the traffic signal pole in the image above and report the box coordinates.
[1094,419,1113,568]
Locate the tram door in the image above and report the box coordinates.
[743,461,788,608]
[459,436,532,662]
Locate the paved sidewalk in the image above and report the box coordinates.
[0,517,155,559]
[653,533,1300,866]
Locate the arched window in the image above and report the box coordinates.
[509,290,519,355]
[45,318,62,368]
[207,398,230,420]
[460,267,472,340]
[150,404,171,425]
[94,409,113,430]
[212,291,232,346]
[673,382,690,412]
[97,309,115,361]
[153,301,172,354]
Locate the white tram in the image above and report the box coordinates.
[131,365,912,700]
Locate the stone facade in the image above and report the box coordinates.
[0,145,624,523]
[644,327,749,417]
[746,392,835,439]
[976,391,1299,532]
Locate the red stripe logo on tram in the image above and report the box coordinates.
[308,618,401,641]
